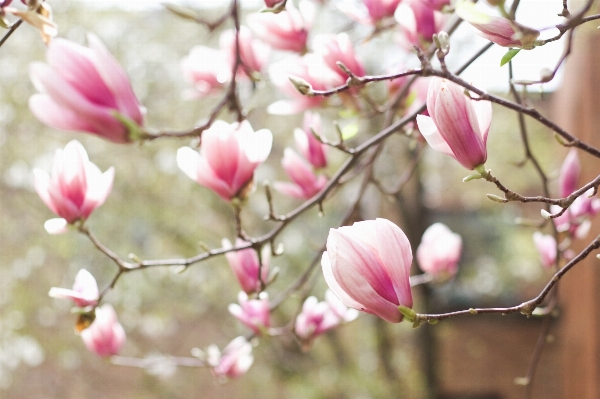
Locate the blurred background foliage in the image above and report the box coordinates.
[0,0,562,398]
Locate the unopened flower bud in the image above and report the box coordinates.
[289,75,314,96]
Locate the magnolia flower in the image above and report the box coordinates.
[222,238,270,295]
[321,218,413,323]
[80,304,126,357]
[294,111,328,168]
[395,0,444,49]
[559,149,581,198]
[247,1,312,53]
[177,120,273,201]
[207,336,254,379]
[455,1,539,49]
[220,27,270,79]
[551,190,600,239]
[416,223,462,279]
[34,140,114,234]
[314,33,365,82]
[29,34,145,143]
[228,292,271,334]
[48,269,99,307]
[416,77,492,170]
[533,232,557,269]
[181,46,230,98]
[295,290,359,346]
[268,54,340,114]
[339,0,402,26]
[274,148,328,200]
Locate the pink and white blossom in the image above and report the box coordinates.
[247,1,312,53]
[321,218,413,323]
[559,149,581,198]
[29,35,145,143]
[228,292,271,334]
[294,111,328,168]
[295,290,359,345]
[533,232,557,269]
[416,223,462,278]
[455,2,539,49]
[34,140,114,234]
[416,77,492,170]
[268,54,340,114]
[222,238,270,295]
[177,120,272,201]
[207,336,254,379]
[48,269,99,307]
[339,0,402,26]
[274,148,328,200]
[395,0,444,49]
[314,33,365,82]
[220,27,270,79]
[80,304,126,357]
[181,46,230,98]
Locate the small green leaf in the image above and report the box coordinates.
[500,48,521,66]
[338,108,358,119]
[341,123,359,140]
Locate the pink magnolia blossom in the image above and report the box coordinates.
[274,148,328,200]
[48,269,99,307]
[416,77,492,170]
[34,140,114,234]
[295,290,359,346]
[314,33,365,82]
[29,35,145,143]
[416,223,462,279]
[455,2,539,49]
[551,190,600,239]
[533,232,557,269]
[181,46,230,98]
[220,27,270,79]
[207,336,254,379]
[294,111,328,168]
[247,1,312,53]
[222,238,270,295]
[228,292,271,334]
[268,54,340,114]
[80,304,126,357]
[321,218,413,323]
[395,0,444,49]
[339,0,401,26]
[177,120,273,201]
[263,0,283,8]
[559,149,581,198]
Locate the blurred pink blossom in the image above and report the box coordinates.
[207,336,254,379]
[48,269,99,307]
[416,223,462,279]
[228,292,271,334]
[181,46,230,98]
[322,218,413,323]
[417,77,492,170]
[314,33,365,82]
[339,0,401,26]
[222,238,270,295]
[268,54,340,114]
[274,148,328,199]
[559,149,581,198]
[395,0,444,49]
[220,27,270,79]
[29,34,145,143]
[34,140,114,234]
[295,290,358,346]
[533,232,557,269]
[455,2,539,49]
[294,111,328,168]
[247,1,312,53]
[177,120,272,201]
[80,304,126,357]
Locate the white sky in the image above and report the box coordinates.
[78,0,569,91]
